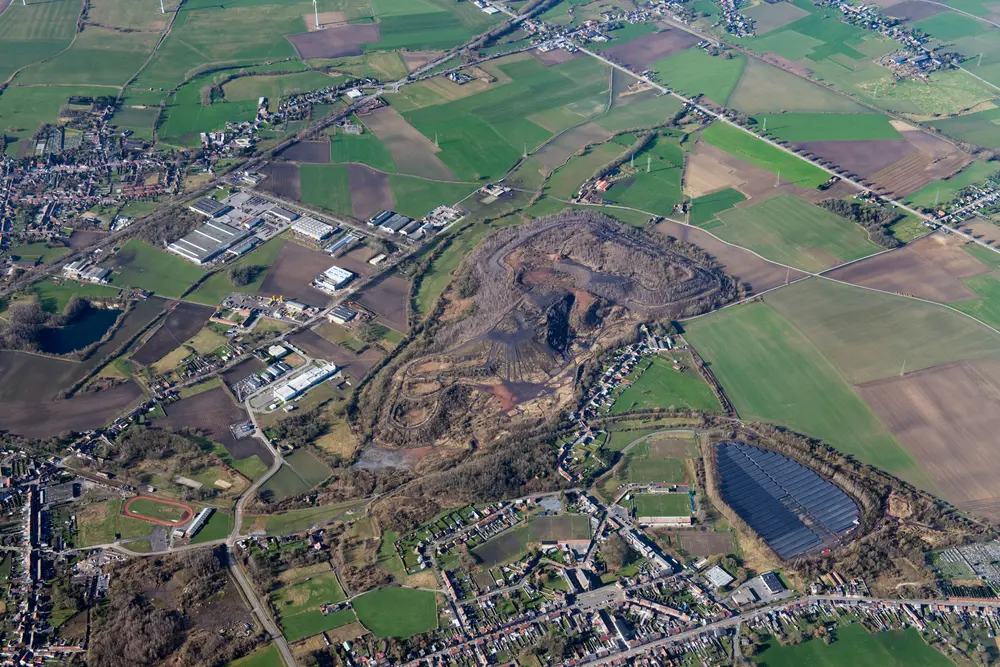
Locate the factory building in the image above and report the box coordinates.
[272,362,339,403]
[291,216,336,241]
[313,265,355,294]
[167,220,252,265]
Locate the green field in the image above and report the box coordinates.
[611,354,721,413]
[402,56,610,181]
[649,48,746,105]
[16,27,159,86]
[906,160,999,209]
[389,175,478,218]
[596,92,684,133]
[103,239,206,298]
[928,105,1000,149]
[228,644,280,667]
[689,188,746,225]
[187,236,288,306]
[272,571,351,642]
[191,511,232,544]
[0,86,116,152]
[632,493,691,517]
[753,624,952,667]
[158,76,258,148]
[7,240,71,264]
[223,71,343,102]
[600,134,684,215]
[300,163,352,215]
[352,587,437,638]
[330,129,396,172]
[684,296,927,485]
[368,0,502,51]
[545,141,625,200]
[954,275,1000,330]
[712,195,881,272]
[627,458,686,485]
[259,500,367,534]
[756,113,900,142]
[701,122,830,188]
[284,448,333,487]
[729,57,872,114]
[0,0,80,82]
[126,497,191,523]
[77,499,153,546]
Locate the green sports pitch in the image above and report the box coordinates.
[632,493,692,517]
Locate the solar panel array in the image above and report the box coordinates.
[716,442,859,559]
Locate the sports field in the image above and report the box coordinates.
[611,354,721,413]
[700,122,829,188]
[271,571,351,642]
[712,195,881,272]
[123,497,194,525]
[633,493,691,517]
[352,587,437,638]
[627,457,686,484]
[102,240,206,298]
[754,625,951,667]
[756,113,900,143]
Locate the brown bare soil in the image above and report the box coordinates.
[257,162,301,200]
[676,530,736,556]
[868,123,971,197]
[653,218,805,293]
[336,246,378,278]
[401,50,444,71]
[795,139,915,179]
[0,381,144,438]
[67,229,107,249]
[533,122,612,172]
[131,301,214,366]
[826,234,983,303]
[603,29,700,69]
[887,0,947,20]
[277,141,331,164]
[684,145,746,198]
[955,217,1000,246]
[531,47,582,66]
[222,357,266,390]
[361,107,457,181]
[356,275,410,332]
[348,163,394,220]
[302,10,347,31]
[157,386,272,463]
[286,24,381,59]
[289,329,382,380]
[857,359,1000,520]
[258,242,337,308]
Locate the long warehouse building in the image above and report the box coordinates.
[167,220,251,265]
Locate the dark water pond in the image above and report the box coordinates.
[39,308,122,354]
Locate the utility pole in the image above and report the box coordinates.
[900,358,907,377]
[979,52,984,67]
[313,0,320,29]
[159,0,165,14]
[646,155,651,174]
[434,132,439,149]
[523,142,527,158]
[934,189,940,207]
[762,117,766,133]
[775,169,780,187]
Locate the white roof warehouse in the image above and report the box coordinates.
[167,220,252,265]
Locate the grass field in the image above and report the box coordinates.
[729,55,872,114]
[632,493,691,517]
[756,113,900,142]
[126,497,191,524]
[389,175,478,218]
[16,27,159,86]
[284,448,333,487]
[648,48,746,105]
[187,236,287,306]
[701,122,830,188]
[27,279,120,313]
[300,164,352,215]
[229,644,280,667]
[104,239,206,298]
[330,129,396,172]
[402,56,610,181]
[0,86,115,152]
[906,160,999,209]
[191,511,232,544]
[596,93,684,133]
[684,297,929,485]
[76,499,153,547]
[158,76,258,148]
[712,195,881,272]
[272,571,351,642]
[545,141,625,200]
[352,587,437,637]
[0,0,80,82]
[627,458,686,484]
[611,354,721,413]
[689,188,746,225]
[223,71,343,102]
[256,500,367,534]
[601,134,684,215]
[259,463,313,503]
[754,624,951,667]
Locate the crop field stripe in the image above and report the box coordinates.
[754,112,901,142]
[701,121,830,188]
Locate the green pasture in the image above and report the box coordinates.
[767,278,1000,384]
[0,0,80,82]
[190,511,232,544]
[649,48,746,105]
[591,21,658,50]
[300,163,352,215]
[111,106,159,140]
[928,105,1000,149]
[755,112,900,142]
[229,644,281,667]
[700,122,829,188]
[545,140,624,200]
[754,625,952,667]
[0,86,114,152]
[627,458,686,485]
[272,572,352,642]
[352,587,437,638]
[403,56,610,181]
[684,295,929,486]
[389,175,478,218]
[907,160,999,209]
[103,239,206,298]
[187,236,288,306]
[158,76,257,147]
[284,448,333,487]
[258,500,368,534]
[330,129,396,172]
[77,499,153,547]
[632,493,690,517]
[7,240,71,264]
[367,0,502,51]
[611,354,720,413]
[597,91,684,133]
[689,188,745,225]
[222,71,343,102]
[914,12,989,41]
[950,274,1000,331]
[712,194,880,272]
[876,68,996,117]
[16,27,159,86]
[729,56,871,113]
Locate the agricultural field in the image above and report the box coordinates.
[600,134,684,215]
[351,587,437,638]
[729,57,871,114]
[0,0,80,82]
[157,76,259,148]
[0,86,116,154]
[906,160,999,209]
[102,240,206,298]
[300,163,353,215]
[222,71,342,102]
[689,188,746,225]
[648,48,746,105]
[367,0,502,52]
[271,571,351,642]
[230,645,281,667]
[15,27,159,86]
[700,123,830,188]
[610,354,721,413]
[711,195,881,272]
[755,113,900,143]
[632,493,691,517]
[544,141,625,200]
[754,625,951,667]
[330,127,396,172]
[187,236,289,306]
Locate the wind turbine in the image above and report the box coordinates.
[313,0,320,29]
[159,0,165,13]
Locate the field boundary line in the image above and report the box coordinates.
[0,0,88,90]
[118,0,187,104]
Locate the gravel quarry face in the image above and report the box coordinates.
[356,211,742,453]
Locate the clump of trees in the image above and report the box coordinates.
[819,198,902,249]
[602,534,637,571]
[0,298,47,351]
[228,264,264,286]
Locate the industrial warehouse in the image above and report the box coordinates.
[272,362,339,403]
[166,219,252,265]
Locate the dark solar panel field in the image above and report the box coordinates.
[716,442,859,559]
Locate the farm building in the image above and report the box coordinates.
[167,220,252,265]
[189,197,230,218]
[313,265,355,294]
[62,260,110,284]
[291,216,336,241]
[272,362,339,403]
[328,305,357,324]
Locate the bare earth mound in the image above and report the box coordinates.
[286,24,381,59]
[857,359,1000,520]
[361,107,457,181]
[348,163,394,220]
[826,232,988,302]
[603,29,700,69]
